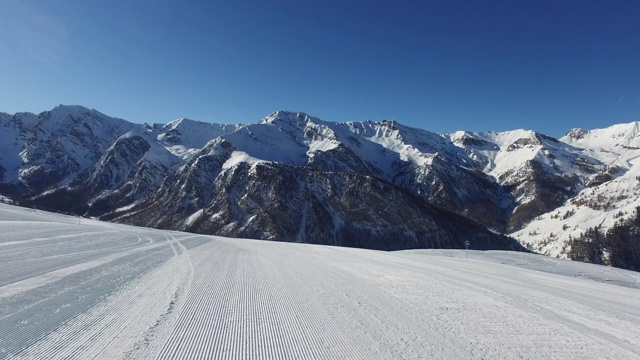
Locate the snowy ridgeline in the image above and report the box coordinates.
[2,105,640,260]
[1,203,639,360]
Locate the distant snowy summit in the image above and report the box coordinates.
[1,105,639,260]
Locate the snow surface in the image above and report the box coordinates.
[1,203,639,359]
[221,150,266,170]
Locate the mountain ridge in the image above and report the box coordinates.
[1,105,638,261]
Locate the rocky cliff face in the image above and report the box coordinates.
[1,105,637,255]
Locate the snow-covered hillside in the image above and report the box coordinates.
[1,203,639,359]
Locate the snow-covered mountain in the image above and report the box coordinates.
[511,122,640,256]
[1,105,638,258]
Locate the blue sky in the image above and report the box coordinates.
[1,0,639,137]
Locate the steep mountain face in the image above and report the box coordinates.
[1,105,637,256]
[115,156,520,250]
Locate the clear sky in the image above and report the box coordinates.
[1,0,639,137]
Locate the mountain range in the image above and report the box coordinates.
[1,105,639,257]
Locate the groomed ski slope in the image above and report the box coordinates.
[0,203,639,359]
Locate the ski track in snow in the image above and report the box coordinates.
[1,203,640,359]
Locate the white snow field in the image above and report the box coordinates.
[1,203,639,359]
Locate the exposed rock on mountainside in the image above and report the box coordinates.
[116,161,518,250]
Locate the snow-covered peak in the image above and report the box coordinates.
[164,117,193,130]
[561,121,640,150]
[48,104,93,117]
[37,105,93,129]
[34,105,134,138]
[560,121,640,170]
[42,105,129,128]
[259,111,318,128]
